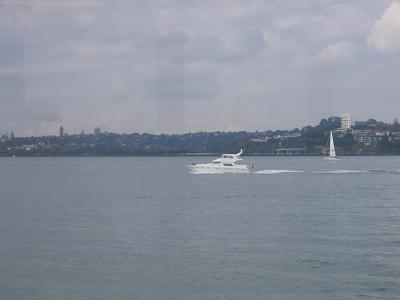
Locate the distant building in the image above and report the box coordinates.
[10,132,15,139]
[249,137,270,143]
[390,131,400,141]
[274,133,301,139]
[59,126,64,137]
[1,132,9,141]
[275,147,306,155]
[353,129,384,146]
[340,113,353,130]
[94,127,101,136]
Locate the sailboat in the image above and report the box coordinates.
[323,131,339,160]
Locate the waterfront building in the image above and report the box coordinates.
[275,147,306,155]
[59,126,64,137]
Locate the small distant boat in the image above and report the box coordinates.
[323,131,339,160]
[189,149,253,173]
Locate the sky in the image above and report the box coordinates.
[0,0,399,136]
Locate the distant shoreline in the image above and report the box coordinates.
[1,154,400,158]
[2,121,400,156]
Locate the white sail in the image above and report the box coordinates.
[329,131,336,157]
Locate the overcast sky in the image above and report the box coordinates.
[0,0,399,136]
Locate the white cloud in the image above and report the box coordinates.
[314,41,355,64]
[367,1,400,53]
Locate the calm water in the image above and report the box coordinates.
[0,156,400,299]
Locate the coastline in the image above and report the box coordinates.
[2,153,400,157]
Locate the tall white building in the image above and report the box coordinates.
[94,127,101,136]
[340,113,353,129]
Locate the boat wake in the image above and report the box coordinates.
[190,168,399,175]
[314,170,369,174]
[255,170,304,174]
[368,169,400,175]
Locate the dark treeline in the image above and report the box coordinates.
[1,118,400,156]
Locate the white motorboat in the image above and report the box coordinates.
[189,149,253,173]
[323,131,339,160]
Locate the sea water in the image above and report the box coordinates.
[0,156,399,299]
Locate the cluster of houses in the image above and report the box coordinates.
[338,114,400,146]
[351,129,400,146]
[249,113,400,149]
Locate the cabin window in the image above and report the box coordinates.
[223,163,233,166]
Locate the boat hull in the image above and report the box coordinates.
[323,156,339,161]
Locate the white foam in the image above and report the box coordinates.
[255,170,304,174]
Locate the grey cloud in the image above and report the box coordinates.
[35,111,63,123]
[147,62,219,101]
[157,30,189,47]
[0,39,25,67]
[0,0,399,135]
[157,29,266,63]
